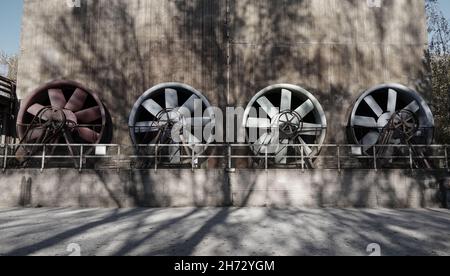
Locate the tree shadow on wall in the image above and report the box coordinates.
[25,0,435,209]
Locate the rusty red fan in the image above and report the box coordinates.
[17,80,107,146]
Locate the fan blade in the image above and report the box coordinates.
[299,123,323,136]
[65,88,88,112]
[142,99,163,117]
[134,121,163,133]
[165,89,178,109]
[181,95,200,113]
[298,137,313,156]
[77,127,100,143]
[280,89,292,111]
[353,116,378,128]
[253,132,275,154]
[361,131,380,147]
[75,106,102,123]
[364,96,383,117]
[295,99,314,118]
[387,89,398,114]
[257,97,278,119]
[27,104,46,117]
[404,100,420,113]
[169,145,181,164]
[255,132,273,145]
[275,139,289,164]
[246,117,271,128]
[48,89,66,109]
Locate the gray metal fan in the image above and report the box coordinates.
[129,83,214,164]
[349,84,434,155]
[243,84,327,164]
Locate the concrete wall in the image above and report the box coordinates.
[17,0,430,145]
[0,169,444,208]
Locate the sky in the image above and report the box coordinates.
[0,0,23,55]
[0,0,450,55]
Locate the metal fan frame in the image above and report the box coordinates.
[348,83,435,153]
[17,80,107,146]
[128,82,215,163]
[243,83,327,163]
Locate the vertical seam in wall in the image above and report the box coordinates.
[226,0,230,106]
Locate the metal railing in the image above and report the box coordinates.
[0,143,449,172]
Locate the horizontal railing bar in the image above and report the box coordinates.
[2,144,449,172]
[4,144,450,148]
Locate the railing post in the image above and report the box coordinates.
[3,143,8,172]
[117,145,121,172]
[228,144,232,170]
[79,145,84,172]
[373,146,377,171]
[445,146,449,172]
[301,144,305,173]
[337,145,341,173]
[409,146,414,170]
[265,146,268,172]
[191,145,195,172]
[40,145,46,173]
[154,145,158,173]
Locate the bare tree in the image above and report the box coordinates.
[0,50,18,81]
[426,0,450,143]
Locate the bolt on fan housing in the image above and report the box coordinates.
[348,83,434,155]
[128,83,215,165]
[243,84,327,165]
[17,80,109,155]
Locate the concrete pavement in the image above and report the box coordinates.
[0,208,449,256]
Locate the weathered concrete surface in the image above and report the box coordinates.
[0,208,448,256]
[17,0,430,145]
[0,169,445,208]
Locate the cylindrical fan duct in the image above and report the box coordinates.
[128,83,215,165]
[17,80,110,148]
[243,84,327,165]
[348,83,434,155]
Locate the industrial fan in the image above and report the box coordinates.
[16,80,109,163]
[348,84,434,167]
[243,84,327,165]
[128,83,215,165]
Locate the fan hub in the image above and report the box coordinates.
[41,107,78,128]
[275,110,303,138]
[389,110,418,138]
[377,112,392,129]
[157,109,185,131]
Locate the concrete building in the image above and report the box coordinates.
[17,0,430,144]
[4,0,443,208]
